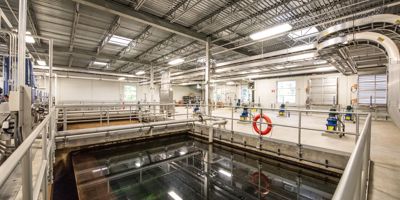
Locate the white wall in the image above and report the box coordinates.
[254,73,357,108]
[172,85,201,102]
[37,77,139,104]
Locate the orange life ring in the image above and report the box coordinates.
[252,114,273,135]
[250,172,271,196]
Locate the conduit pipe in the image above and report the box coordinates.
[317,32,400,128]
[34,65,148,79]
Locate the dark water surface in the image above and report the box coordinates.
[71,135,339,200]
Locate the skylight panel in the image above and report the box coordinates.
[288,27,319,39]
[108,35,132,46]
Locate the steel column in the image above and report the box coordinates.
[205,37,211,116]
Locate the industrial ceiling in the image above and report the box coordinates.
[0,0,399,84]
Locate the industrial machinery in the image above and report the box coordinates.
[278,104,286,117]
[323,108,345,138]
[0,56,49,163]
[238,105,252,123]
[344,105,356,123]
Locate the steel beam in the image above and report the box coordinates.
[97,15,120,55]
[135,0,147,10]
[33,46,151,65]
[205,37,211,116]
[68,2,80,68]
[73,0,206,42]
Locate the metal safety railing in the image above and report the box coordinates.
[0,108,56,200]
[332,113,371,200]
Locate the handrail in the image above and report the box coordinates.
[332,114,371,200]
[0,108,56,200]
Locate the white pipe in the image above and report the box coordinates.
[34,65,148,79]
[318,32,400,128]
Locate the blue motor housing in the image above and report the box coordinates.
[193,105,200,112]
[240,108,249,118]
[326,117,338,131]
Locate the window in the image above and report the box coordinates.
[123,85,136,101]
[277,81,296,104]
[358,74,387,105]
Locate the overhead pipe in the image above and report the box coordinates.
[317,32,400,128]
[34,65,148,79]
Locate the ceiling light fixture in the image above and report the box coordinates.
[226,81,235,85]
[108,34,132,46]
[314,60,328,65]
[168,191,183,200]
[218,169,232,177]
[37,60,46,66]
[25,31,35,44]
[135,70,145,75]
[250,23,292,40]
[118,77,126,81]
[93,61,108,66]
[168,58,184,65]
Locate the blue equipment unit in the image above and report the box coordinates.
[326,117,338,131]
[344,105,353,121]
[279,104,285,116]
[239,107,249,121]
[3,56,36,95]
[193,105,200,113]
[326,108,338,131]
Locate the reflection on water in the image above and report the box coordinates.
[72,135,339,200]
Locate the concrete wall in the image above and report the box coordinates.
[254,73,357,108]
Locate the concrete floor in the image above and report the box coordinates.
[175,107,400,199]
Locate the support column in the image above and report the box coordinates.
[49,39,53,107]
[17,1,32,200]
[205,37,211,116]
[150,65,154,102]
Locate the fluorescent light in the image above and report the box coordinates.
[25,31,35,44]
[93,61,108,66]
[288,27,319,39]
[250,69,261,73]
[250,23,292,40]
[275,66,285,70]
[118,77,126,81]
[218,169,232,177]
[314,60,328,65]
[168,58,184,65]
[92,167,108,173]
[316,66,336,71]
[37,60,46,66]
[168,191,183,200]
[108,34,132,46]
[179,151,186,155]
[135,162,141,167]
[135,70,145,75]
[226,81,235,85]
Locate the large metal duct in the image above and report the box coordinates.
[318,14,400,41]
[317,32,400,128]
